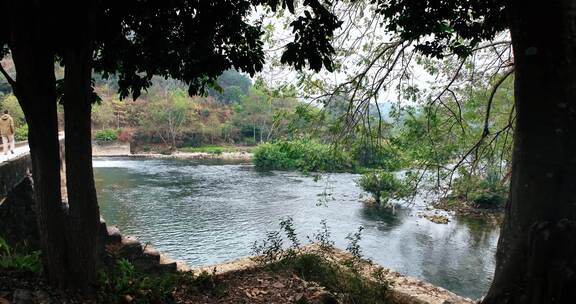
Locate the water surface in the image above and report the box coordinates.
[94,157,499,299]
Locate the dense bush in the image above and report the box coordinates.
[14,124,28,141]
[358,171,407,206]
[94,128,119,142]
[253,139,354,172]
[351,141,400,171]
[451,171,507,209]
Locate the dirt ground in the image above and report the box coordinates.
[0,267,335,304]
[176,267,334,304]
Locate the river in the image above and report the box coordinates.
[94,157,499,299]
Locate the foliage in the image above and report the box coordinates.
[82,0,340,100]
[310,219,335,254]
[351,138,400,171]
[345,226,364,259]
[373,0,506,58]
[92,81,301,148]
[289,253,389,304]
[252,219,390,304]
[0,237,42,273]
[97,259,177,304]
[357,171,408,206]
[14,124,28,141]
[94,128,119,142]
[207,69,252,104]
[0,94,26,141]
[253,139,353,172]
[180,145,254,154]
[97,256,228,304]
[451,169,507,209]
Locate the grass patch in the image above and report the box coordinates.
[276,253,389,304]
[179,145,253,154]
[252,218,391,304]
[98,258,224,304]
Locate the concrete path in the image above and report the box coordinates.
[0,142,30,163]
[0,133,65,164]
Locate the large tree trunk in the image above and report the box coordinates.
[61,1,101,292]
[7,2,69,288]
[63,44,101,293]
[483,1,576,303]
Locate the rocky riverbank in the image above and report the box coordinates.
[432,197,503,225]
[187,245,475,304]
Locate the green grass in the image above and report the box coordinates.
[179,145,253,154]
[0,237,42,273]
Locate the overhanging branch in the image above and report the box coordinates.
[0,62,16,87]
[482,67,515,136]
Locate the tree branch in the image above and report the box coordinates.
[0,62,16,87]
[482,67,515,136]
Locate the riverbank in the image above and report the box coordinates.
[433,197,503,224]
[92,142,253,161]
[188,245,475,304]
[0,246,475,304]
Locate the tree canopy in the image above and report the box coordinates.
[372,0,507,57]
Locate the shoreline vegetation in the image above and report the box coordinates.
[1,213,475,304]
[0,243,474,304]
[92,140,506,223]
[432,197,504,224]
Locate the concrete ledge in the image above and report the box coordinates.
[0,153,31,199]
[92,141,131,156]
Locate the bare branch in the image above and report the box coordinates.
[430,59,466,106]
[482,67,515,136]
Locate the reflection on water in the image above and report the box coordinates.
[94,157,499,299]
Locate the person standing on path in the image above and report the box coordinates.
[0,110,15,155]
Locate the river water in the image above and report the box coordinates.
[94,157,499,299]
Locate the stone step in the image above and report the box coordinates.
[105,226,122,244]
[98,218,186,275]
[120,235,144,258]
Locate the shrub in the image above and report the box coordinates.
[14,124,28,141]
[98,259,176,303]
[94,128,119,142]
[252,219,389,304]
[351,141,400,171]
[451,171,507,209]
[0,237,42,273]
[98,258,225,303]
[253,139,353,172]
[358,171,407,207]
